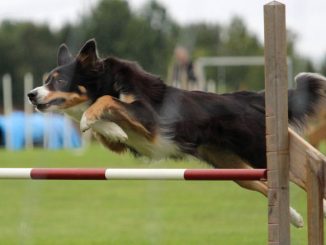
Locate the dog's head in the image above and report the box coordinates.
[28,39,108,113]
[29,39,166,115]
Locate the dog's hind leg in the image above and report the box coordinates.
[234,180,304,228]
[197,146,304,227]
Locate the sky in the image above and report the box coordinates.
[0,0,325,64]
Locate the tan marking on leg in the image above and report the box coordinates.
[197,145,268,196]
[85,95,152,139]
[109,108,151,139]
[235,180,268,197]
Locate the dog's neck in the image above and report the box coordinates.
[63,101,91,122]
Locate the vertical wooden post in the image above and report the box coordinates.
[2,74,13,150]
[264,2,290,245]
[306,150,324,245]
[24,73,34,149]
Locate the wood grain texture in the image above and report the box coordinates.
[306,150,324,245]
[264,2,290,244]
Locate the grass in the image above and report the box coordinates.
[0,144,324,244]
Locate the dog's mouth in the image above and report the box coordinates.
[34,98,66,111]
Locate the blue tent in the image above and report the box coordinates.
[0,112,81,150]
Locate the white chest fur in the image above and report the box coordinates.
[123,129,182,159]
[63,101,91,122]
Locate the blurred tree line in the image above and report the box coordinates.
[0,0,320,109]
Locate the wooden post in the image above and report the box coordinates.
[264,2,290,245]
[2,74,13,150]
[306,150,324,245]
[24,73,34,149]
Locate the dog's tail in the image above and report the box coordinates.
[289,72,326,126]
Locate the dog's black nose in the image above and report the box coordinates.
[27,91,37,100]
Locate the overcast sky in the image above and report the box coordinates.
[0,0,325,64]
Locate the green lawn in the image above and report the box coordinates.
[0,144,323,244]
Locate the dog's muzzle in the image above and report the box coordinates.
[27,87,66,111]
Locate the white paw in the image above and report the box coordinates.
[80,113,95,133]
[92,121,128,143]
[290,207,304,228]
[323,199,326,218]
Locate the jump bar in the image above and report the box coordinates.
[0,168,267,181]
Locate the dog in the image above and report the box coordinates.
[28,39,326,227]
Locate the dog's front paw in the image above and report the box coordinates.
[80,112,96,133]
[93,121,128,143]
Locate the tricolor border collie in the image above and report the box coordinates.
[28,39,326,227]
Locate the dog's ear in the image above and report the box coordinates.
[77,39,99,68]
[57,44,73,66]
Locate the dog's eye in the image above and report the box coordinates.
[56,79,67,86]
